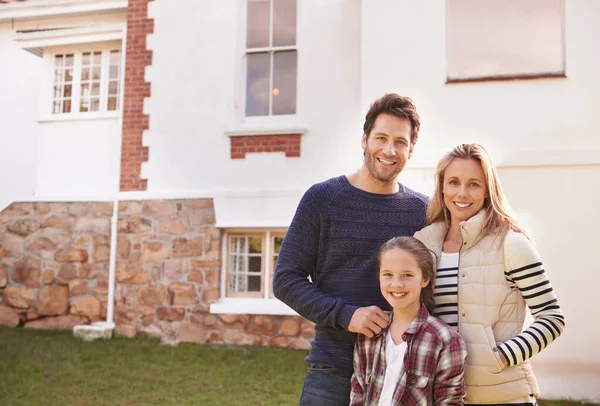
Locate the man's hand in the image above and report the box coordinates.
[348,306,390,338]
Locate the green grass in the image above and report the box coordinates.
[0,327,596,406]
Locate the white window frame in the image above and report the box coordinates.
[230,0,304,137]
[46,42,123,118]
[210,228,297,316]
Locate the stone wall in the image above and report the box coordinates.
[0,199,314,350]
[0,202,112,329]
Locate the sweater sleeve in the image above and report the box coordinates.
[272,186,359,330]
[498,231,565,367]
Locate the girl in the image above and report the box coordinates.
[414,144,565,404]
[350,236,467,405]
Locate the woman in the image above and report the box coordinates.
[414,144,565,405]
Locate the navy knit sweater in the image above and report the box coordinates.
[272,175,428,372]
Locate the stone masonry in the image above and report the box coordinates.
[0,199,314,350]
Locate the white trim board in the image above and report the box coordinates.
[0,0,127,21]
[209,298,298,316]
[15,23,126,50]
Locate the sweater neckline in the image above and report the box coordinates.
[339,175,406,198]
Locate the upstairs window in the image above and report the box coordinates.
[52,48,122,114]
[446,0,565,82]
[245,0,297,116]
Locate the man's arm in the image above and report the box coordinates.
[273,187,388,334]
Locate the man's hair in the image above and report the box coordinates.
[363,93,421,147]
[376,236,435,314]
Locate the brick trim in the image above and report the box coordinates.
[230,134,302,159]
[120,0,153,191]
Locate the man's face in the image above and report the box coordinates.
[361,113,413,185]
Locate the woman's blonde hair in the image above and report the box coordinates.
[426,143,529,238]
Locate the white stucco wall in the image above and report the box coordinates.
[361,0,600,401]
[0,23,42,211]
[144,0,364,195]
[34,118,121,197]
[0,12,126,204]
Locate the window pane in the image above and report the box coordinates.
[108,81,119,95]
[65,68,73,82]
[248,256,262,272]
[248,275,261,292]
[91,83,100,96]
[63,100,71,113]
[82,69,90,81]
[64,85,72,98]
[90,98,100,112]
[247,0,270,48]
[273,0,296,46]
[53,101,60,114]
[230,237,246,254]
[447,0,564,80]
[65,54,73,68]
[110,50,121,66]
[92,66,101,81]
[246,52,270,116]
[110,66,120,79]
[272,51,296,115]
[248,236,262,254]
[273,236,284,253]
[108,97,118,111]
[82,52,91,66]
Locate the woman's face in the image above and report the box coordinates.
[442,158,488,225]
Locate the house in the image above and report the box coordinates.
[0,0,598,401]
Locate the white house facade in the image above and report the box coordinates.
[0,0,598,402]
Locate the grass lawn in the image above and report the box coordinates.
[0,327,596,406]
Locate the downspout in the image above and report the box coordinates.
[73,23,127,340]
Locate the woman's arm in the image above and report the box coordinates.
[499,231,566,366]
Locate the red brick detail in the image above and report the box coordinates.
[230,134,302,159]
[120,0,154,191]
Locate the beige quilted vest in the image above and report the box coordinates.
[414,211,540,403]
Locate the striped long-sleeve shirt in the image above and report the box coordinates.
[432,232,565,368]
[499,231,565,367]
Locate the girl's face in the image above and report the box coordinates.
[379,247,430,315]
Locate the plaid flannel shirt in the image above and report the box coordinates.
[350,306,467,406]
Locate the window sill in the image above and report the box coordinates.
[445,72,566,84]
[38,112,120,123]
[225,123,307,137]
[209,298,298,316]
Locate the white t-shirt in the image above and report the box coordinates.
[378,330,407,406]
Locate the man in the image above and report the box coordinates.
[273,93,429,405]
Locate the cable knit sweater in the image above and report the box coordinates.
[273,175,428,371]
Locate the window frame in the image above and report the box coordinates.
[445,0,566,84]
[45,41,123,118]
[223,229,286,299]
[238,0,298,122]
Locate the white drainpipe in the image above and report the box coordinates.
[73,23,127,341]
[105,198,119,327]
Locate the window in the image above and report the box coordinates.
[446,0,565,82]
[226,231,285,298]
[245,0,297,117]
[52,48,122,114]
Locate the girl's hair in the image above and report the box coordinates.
[377,236,435,314]
[426,143,529,239]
